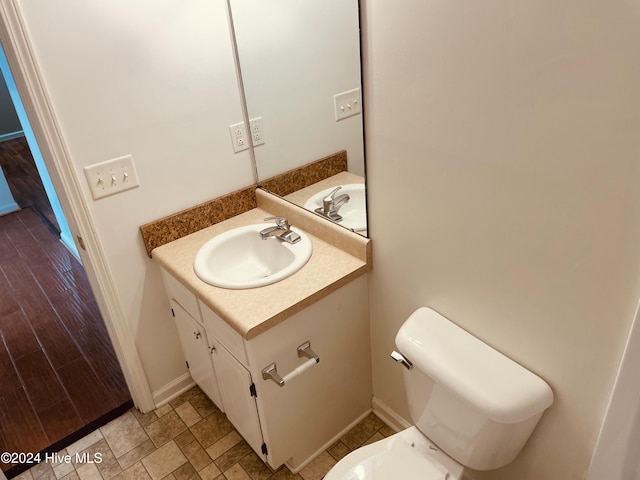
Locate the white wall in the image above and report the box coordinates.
[230,0,364,179]
[16,0,254,397]
[0,169,18,215]
[12,1,640,476]
[362,0,640,479]
[589,303,640,478]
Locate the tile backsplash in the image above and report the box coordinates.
[139,151,347,257]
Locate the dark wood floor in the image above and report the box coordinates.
[0,137,58,232]
[0,137,131,475]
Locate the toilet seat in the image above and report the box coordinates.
[324,426,463,480]
[338,447,449,480]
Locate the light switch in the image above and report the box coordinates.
[83,155,140,200]
[334,88,362,121]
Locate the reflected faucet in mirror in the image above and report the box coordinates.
[228,0,367,236]
[315,186,350,222]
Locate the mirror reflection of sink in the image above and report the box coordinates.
[304,184,367,232]
[194,224,312,289]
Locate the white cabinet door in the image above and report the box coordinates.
[171,300,224,411]
[208,334,265,460]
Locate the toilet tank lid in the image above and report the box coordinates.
[396,307,554,424]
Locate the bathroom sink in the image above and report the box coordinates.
[304,184,367,232]
[193,223,312,289]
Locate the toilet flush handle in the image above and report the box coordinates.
[391,350,413,370]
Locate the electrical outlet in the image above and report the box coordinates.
[334,88,362,121]
[249,117,265,146]
[229,122,249,153]
[83,155,140,200]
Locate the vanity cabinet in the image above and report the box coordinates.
[207,333,264,457]
[162,268,266,462]
[160,267,371,473]
[171,300,224,411]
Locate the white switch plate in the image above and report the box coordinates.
[334,88,362,121]
[249,117,265,147]
[83,155,140,200]
[229,122,249,153]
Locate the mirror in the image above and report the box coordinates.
[228,0,367,235]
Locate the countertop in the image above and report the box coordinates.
[284,170,364,206]
[152,199,370,340]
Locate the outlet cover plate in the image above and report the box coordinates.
[249,117,265,147]
[229,122,249,153]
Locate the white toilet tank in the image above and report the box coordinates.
[395,308,553,471]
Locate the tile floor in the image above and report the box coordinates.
[13,386,395,480]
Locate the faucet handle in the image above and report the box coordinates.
[264,216,290,229]
[324,186,342,202]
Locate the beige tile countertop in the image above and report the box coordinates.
[152,194,371,340]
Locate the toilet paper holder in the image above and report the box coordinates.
[262,341,320,387]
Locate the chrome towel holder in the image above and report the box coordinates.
[262,341,320,387]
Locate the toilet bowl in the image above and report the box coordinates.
[324,307,554,479]
[324,426,464,480]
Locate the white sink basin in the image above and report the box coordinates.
[304,184,367,232]
[194,224,312,289]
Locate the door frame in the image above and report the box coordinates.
[0,0,155,412]
[588,299,640,478]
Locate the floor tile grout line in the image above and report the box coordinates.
[13,387,397,480]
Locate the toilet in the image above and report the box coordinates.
[325,307,554,480]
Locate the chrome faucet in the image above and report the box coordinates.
[259,216,301,244]
[315,186,350,222]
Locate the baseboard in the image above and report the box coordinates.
[152,373,195,408]
[59,230,80,261]
[285,399,411,473]
[285,408,373,474]
[371,396,411,433]
[0,200,19,216]
[0,131,24,142]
